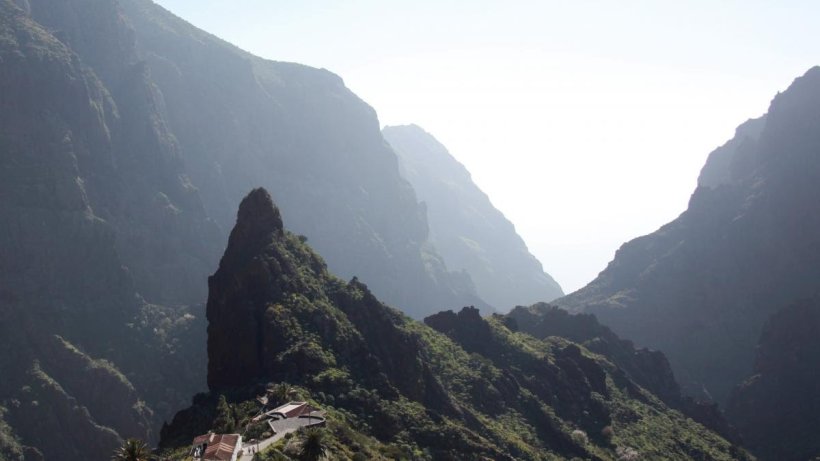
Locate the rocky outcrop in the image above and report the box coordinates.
[425,306,611,445]
[384,125,563,310]
[726,298,820,461]
[558,66,820,405]
[206,188,452,414]
[206,188,292,389]
[507,304,681,403]
[506,303,739,442]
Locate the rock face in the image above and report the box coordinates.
[558,66,820,405]
[118,0,485,318]
[697,117,766,189]
[165,188,748,460]
[424,306,613,443]
[726,298,820,461]
[384,125,564,310]
[0,1,206,458]
[507,304,684,404]
[505,304,738,442]
[205,188,289,389]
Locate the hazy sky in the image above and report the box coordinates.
[153,0,820,293]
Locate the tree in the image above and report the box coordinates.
[111,438,151,461]
[213,395,235,433]
[298,428,328,461]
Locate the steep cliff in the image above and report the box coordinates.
[116,0,485,318]
[161,188,749,461]
[384,125,563,310]
[27,0,224,307]
[726,298,820,461]
[558,67,820,404]
[0,1,208,458]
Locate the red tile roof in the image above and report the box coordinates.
[192,433,213,446]
[192,433,240,461]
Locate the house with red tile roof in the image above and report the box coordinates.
[191,432,242,461]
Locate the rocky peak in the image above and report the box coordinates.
[424,306,493,355]
[237,188,284,232]
[219,188,284,268]
[206,188,296,391]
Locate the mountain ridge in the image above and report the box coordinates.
[557,65,820,459]
[384,124,563,310]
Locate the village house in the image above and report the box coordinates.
[191,432,242,461]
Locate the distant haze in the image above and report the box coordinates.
[153,0,820,292]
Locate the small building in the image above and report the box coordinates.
[268,401,313,419]
[191,432,242,461]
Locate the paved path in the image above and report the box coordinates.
[238,415,325,460]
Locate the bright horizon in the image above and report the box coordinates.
[152,0,820,293]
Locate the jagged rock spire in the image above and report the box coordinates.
[217,187,284,271]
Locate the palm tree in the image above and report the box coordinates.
[111,438,151,461]
[298,428,328,461]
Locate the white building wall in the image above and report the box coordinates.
[231,436,243,461]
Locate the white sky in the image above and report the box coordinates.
[153,0,820,293]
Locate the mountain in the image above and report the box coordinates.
[383,125,563,310]
[505,304,738,442]
[160,188,750,460]
[0,1,209,459]
[726,298,820,461]
[118,0,485,318]
[558,68,820,409]
[0,0,491,457]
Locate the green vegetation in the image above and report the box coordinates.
[158,188,751,460]
[111,439,151,461]
[212,395,236,434]
[297,428,329,461]
[0,407,23,461]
